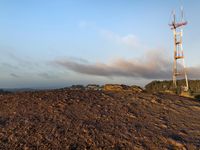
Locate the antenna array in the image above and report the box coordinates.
[169,6,189,91]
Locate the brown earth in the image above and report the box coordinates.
[0,89,200,149]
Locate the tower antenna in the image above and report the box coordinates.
[169,5,189,91]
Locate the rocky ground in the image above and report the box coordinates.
[0,89,200,149]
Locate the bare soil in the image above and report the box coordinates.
[0,89,200,149]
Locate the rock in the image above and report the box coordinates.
[103,84,143,93]
[103,84,125,91]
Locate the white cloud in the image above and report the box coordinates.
[100,29,140,48]
[121,34,139,47]
[78,20,96,29]
[78,21,140,48]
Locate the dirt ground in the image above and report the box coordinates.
[0,89,200,149]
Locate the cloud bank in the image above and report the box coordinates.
[53,50,200,80]
[54,50,173,79]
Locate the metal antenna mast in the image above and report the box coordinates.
[169,6,189,91]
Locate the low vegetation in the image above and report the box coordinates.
[145,80,200,98]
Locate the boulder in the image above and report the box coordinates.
[103,84,143,93]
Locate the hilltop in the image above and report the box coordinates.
[0,86,200,149]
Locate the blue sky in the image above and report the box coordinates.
[0,0,200,88]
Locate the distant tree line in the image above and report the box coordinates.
[0,89,11,94]
[145,80,200,96]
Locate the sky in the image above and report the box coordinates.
[0,0,200,89]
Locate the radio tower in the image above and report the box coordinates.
[169,6,189,91]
